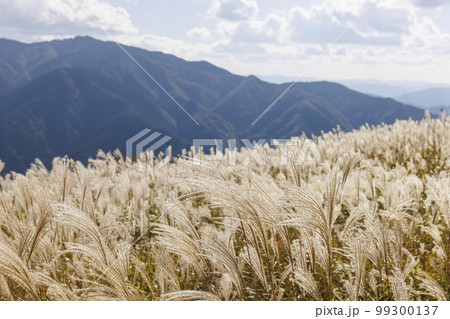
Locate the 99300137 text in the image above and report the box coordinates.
[315,305,439,317]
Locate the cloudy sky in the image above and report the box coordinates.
[1,0,450,83]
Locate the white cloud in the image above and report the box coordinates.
[216,21,239,37]
[321,0,367,16]
[403,15,450,49]
[186,26,211,39]
[356,5,412,35]
[230,14,288,43]
[2,0,450,83]
[214,0,450,51]
[413,0,447,8]
[191,0,450,82]
[287,3,411,46]
[265,44,302,57]
[208,0,259,21]
[118,33,220,61]
[0,0,137,38]
[209,1,417,50]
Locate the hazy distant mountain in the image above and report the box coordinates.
[257,75,320,84]
[259,75,450,99]
[427,105,450,116]
[0,36,427,173]
[394,88,450,109]
[337,79,450,98]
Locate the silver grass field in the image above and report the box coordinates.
[0,113,449,301]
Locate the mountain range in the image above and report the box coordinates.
[0,36,427,173]
[394,88,450,111]
[258,75,450,98]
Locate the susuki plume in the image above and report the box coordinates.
[0,116,448,300]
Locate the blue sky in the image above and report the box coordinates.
[1,0,450,83]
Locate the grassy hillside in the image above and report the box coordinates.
[0,113,448,300]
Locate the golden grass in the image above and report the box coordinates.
[0,113,449,300]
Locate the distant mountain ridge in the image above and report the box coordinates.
[394,88,450,110]
[0,36,427,173]
[259,75,450,98]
